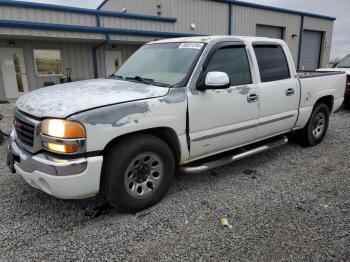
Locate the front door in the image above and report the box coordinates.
[188,44,259,160]
[105,50,122,77]
[0,48,29,98]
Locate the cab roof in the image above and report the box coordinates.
[149,35,285,46]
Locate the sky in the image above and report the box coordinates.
[13,0,350,59]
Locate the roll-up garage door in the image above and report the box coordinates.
[256,25,284,39]
[300,30,323,70]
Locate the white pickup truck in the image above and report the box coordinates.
[7,36,346,211]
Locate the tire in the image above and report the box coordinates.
[101,134,175,212]
[298,103,330,146]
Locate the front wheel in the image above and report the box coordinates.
[298,103,330,146]
[101,134,175,212]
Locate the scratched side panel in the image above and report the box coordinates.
[69,87,189,164]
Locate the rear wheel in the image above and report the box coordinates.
[298,103,329,146]
[101,134,175,212]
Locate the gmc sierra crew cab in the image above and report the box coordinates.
[7,36,346,211]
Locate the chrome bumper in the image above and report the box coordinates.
[8,130,103,199]
[8,130,87,176]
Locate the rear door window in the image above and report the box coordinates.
[253,45,290,82]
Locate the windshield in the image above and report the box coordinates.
[336,54,350,68]
[115,42,205,86]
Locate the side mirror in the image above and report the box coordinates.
[197,71,230,90]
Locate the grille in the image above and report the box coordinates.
[14,116,35,147]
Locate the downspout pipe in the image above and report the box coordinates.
[228,3,232,35]
[93,33,110,79]
[297,15,304,70]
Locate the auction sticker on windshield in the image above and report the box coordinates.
[179,43,204,49]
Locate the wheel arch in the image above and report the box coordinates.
[314,95,334,113]
[102,127,182,165]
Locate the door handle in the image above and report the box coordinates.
[286,88,295,96]
[247,94,259,103]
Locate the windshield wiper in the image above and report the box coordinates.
[125,76,154,84]
[110,74,125,80]
[125,76,169,87]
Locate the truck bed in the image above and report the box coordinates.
[297,70,345,79]
[296,70,346,119]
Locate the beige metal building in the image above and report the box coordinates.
[0,0,335,99]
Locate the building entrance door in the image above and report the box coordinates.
[105,50,122,77]
[0,48,29,98]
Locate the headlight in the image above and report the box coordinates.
[41,119,86,154]
[41,119,85,138]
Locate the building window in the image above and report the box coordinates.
[33,49,62,77]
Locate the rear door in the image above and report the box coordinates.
[253,44,299,139]
[188,43,259,160]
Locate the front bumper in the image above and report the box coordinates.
[8,131,103,199]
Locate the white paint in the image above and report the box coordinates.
[71,92,189,164]
[256,78,300,138]
[15,156,103,199]
[150,35,242,45]
[318,67,350,75]
[16,78,169,118]
[0,48,29,98]
[188,82,260,159]
[204,71,229,87]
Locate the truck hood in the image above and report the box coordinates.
[16,79,170,118]
[317,67,350,74]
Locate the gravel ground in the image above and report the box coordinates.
[0,101,349,261]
